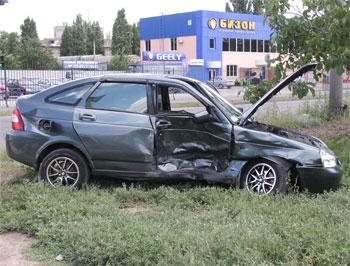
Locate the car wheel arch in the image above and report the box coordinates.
[36,142,93,171]
[39,147,90,189]
[239,156,294,194]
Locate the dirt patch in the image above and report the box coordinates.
[299,124,350,139]
[0,232,39,266]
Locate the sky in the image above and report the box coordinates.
[0,0,229,39]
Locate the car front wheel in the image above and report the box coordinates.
[39,148,89,189]
[240,159,289,194]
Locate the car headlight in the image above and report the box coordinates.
[320,148,337,168]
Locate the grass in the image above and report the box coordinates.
[0,100,349,266]
[0,110,12,117]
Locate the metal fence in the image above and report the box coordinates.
[0,63,193,108]
[0,69,118,108]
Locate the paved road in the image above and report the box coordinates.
[0,115,11,149]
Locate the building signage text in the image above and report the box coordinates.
[142,51,186,61]
[208,17,255,31]
[63,60,98,69]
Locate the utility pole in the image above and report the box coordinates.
[0,56,8,107]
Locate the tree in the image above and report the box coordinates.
[226,0,264,14]
[16,17,60,69]
[107,53,130,70]
[60,16,105,57]
[20,17,39,42]
[225,2,233,12]
[60,26,74,56]
[85,21,105,56]
[111,9,132,55]
[16,38,60,69]
[0,31,19,55]
[265,0,350,118]
[71,14,87,55]
[131,22,140,55]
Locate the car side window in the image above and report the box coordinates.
[156,85,207,114]
[86,82,148,114]
[46,82,97,105]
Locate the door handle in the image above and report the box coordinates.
[156,120,171,129]
[79,113,96,121]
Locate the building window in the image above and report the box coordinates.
[264,40,270,53]
[210,38,215,49]
[244,39,250,52]
[221,38,273,53]
[237,39,243,52]
[223,38,229,51]
[171,38,177,51]
[258,40,264,52]
[227,65,238,77]
[145,40,151,51]
[251,40,257,52]
[230,38,236,52]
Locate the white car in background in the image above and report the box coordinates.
[208,76,235,89]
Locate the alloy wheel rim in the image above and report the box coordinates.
[246,163,277,194]
[46,157,79,187]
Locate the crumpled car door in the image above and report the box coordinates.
[152,85,232,179]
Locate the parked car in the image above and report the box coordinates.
[6,79,26,96]
[23,80,47,94]
[208,76,235,89]
[0,84,10,100]
[6,63,342,194]
[37,79,52,89]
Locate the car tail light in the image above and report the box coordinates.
[12,108,24,131]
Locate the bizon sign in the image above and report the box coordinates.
[142,51,186,61]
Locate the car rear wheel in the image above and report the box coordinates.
[240,159,289,195]
[39,148,89,189]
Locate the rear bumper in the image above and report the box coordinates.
[6,129,47,169]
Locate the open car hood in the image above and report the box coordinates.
[239,63,317,126]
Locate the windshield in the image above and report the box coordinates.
[200,82,243,123]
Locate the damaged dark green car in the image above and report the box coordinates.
[6,63,342,194]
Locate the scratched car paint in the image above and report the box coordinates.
[6,63,342,194]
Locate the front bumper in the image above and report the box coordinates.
[296,163,343,193]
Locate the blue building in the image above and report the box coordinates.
[140,10,276,82]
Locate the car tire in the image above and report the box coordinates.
[218,84,223,89]
[39,148,90,189]
[240,159,289,194]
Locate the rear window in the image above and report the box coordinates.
[46,82,96,105]
[86,82,148,114]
